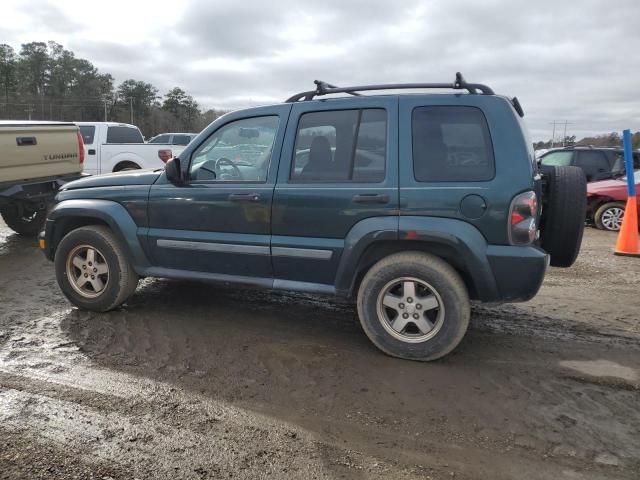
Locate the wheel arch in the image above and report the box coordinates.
[113,160,141,172]
[45,199,150,273]
[335,216,500,302]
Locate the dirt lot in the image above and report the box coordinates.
[0,221,639,480]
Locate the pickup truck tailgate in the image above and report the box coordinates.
[0,122,81,183]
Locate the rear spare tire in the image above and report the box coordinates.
[539,165,586,267]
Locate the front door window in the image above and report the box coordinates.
[189,116,279,182]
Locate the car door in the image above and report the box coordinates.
[146,105,291,281]
[272,97,398,289]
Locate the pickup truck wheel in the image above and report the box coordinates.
[357,252,470,361]
[54,226,139,312]
[539,165,587,267]
[594,202,625,231]
[0,203,46,236]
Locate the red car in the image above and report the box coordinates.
[586,170,640,231]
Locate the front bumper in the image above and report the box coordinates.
[486,245,549,302]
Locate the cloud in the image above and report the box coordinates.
[3,0,640,139]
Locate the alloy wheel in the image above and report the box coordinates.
[376,277,445,343]
[66,245,110,298]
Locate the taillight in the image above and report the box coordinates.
[508,191,538,245]
[158,149,172,163]
[76,131,85,164]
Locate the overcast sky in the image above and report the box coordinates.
[2,0,640,140]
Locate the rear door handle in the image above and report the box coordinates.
[228,193,261,202]
[88,149,96,155]
[352,193,390,204]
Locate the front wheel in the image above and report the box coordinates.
[357,252,470,361]
[594,202,625,231]
[54,225,139,311]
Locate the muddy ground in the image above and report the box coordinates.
[0,220,638,480]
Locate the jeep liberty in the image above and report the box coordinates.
[40,74,586,361]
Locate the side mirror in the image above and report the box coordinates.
[165,157,183,184]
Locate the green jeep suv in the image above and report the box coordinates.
[41,74,586,361]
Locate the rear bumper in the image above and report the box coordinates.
[0,173,87,205]
[486,245,549,302]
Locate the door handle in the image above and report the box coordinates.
[16,136,37,146]
[228,193,261,202]
[88,149,96,155]
[352,193,390,204]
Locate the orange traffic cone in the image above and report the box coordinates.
[614,196,640,257]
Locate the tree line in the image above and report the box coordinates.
[534,131,640,151]
[0,41,225,137]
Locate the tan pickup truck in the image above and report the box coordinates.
[0,121,84,235]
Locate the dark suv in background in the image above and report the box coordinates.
[539,146,640,182]
[40,74,586,361]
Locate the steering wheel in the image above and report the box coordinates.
[215,157,243,180]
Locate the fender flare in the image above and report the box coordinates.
[335,216,500,301]
[44,199,150,273]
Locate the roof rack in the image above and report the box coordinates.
[285,72,495,102]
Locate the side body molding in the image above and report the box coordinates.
[44,199,151,273]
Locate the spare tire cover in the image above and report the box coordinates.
[539,165,586,267]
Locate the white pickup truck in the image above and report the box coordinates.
[76,122,190,175]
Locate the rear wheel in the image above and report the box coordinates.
[594,202,625,231]
[539,165,587,267]
[0,202,46,236]
[54,225,139,311]
[114,162,141,172]
[357,252,470,361]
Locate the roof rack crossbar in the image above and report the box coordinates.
[286,72,494,102]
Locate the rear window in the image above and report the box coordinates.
[107,126,144,144]
[412,106,495,182]
[79,125,95,144]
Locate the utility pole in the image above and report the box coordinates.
[550,121,557,148]
[130,97,133,124]
[25,104,34,120]
[562,121,574,146]
[103,97,109,121]
[549,120,574,147]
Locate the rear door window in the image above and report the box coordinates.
[575,150,610,180]
[106,126,144,144]
[291,108,386,183]
[172,134,192,146]
[412,106,494,182]
[149,134,170,144]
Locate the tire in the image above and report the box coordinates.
[114,162,141,172]
[594,202,626,231]
[1,202,47,236]
[539,165,586,267]
[54,225,139,312]
[357,252,470,361]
